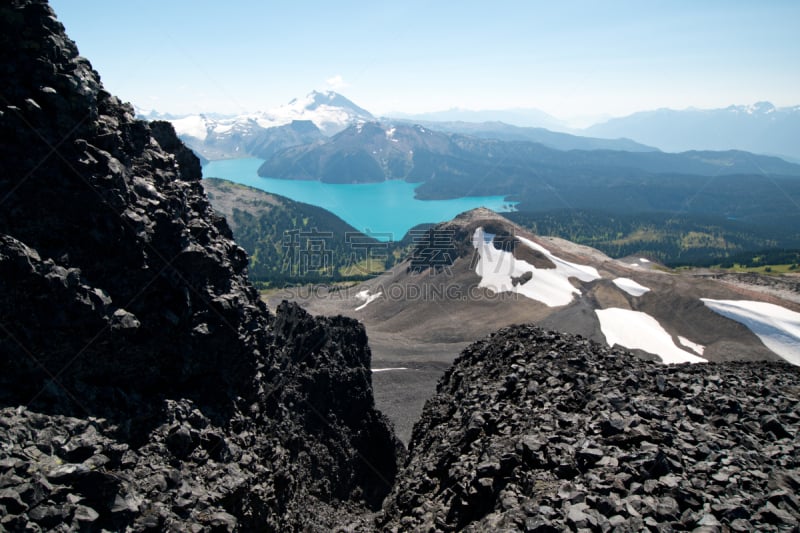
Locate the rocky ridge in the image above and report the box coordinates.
[380,326,800,531]
[0,1,398,530]
[2,1,800,532]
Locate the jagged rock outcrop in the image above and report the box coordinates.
[4,2,800,532]
[380,326,800,531]
[0,1,398,530]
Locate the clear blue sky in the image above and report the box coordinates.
[50,0,800,122]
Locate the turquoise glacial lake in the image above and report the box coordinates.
[202,158,515,241]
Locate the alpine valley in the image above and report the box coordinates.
[164,90,800,269]
[2,1,800,532]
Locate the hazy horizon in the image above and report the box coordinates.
[50,0,800,124]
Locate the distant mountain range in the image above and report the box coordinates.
[143,90,800,254]
[153,92,800,164]
[156,92,800,236]
[261,121,800,184]
[387,119,656,152]
[258,121,800,230]
[387,107,568,131]
[156,91,658,160]
[585,102,800,161]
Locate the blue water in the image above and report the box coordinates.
[203,158,516,241]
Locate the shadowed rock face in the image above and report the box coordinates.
[0,0,261,411]
[380,325,800,531]
[3,2,800,532]
[0,1,399,529]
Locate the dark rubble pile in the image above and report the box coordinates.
[0,1,398,530]
[380,326,800,532]
[0,302,399,532]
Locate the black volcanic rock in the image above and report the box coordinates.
[0,0,398,529]
[380,326,800,531]
[5,2,800,532]
[0,0,262,414]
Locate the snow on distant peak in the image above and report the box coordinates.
[746,101,776,115]
[471,228,600,307]
[729,101,777,115]
[263,91,374,135]
[167,91,374,140]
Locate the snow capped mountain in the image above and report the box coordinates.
[169,90,372,141]
[235,90,374,136]
[133,106,184,121]
[281,90,374,129]
[160,90,373,160]
[732,101,776,115]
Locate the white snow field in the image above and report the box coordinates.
[702,299,800,365]
[596,308,707,364]
[355,289,383,311]
[612,277,651,296]
[472,228,600,307]
[677,336,706,356]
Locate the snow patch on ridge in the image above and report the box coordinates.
[701,299,800,366]
[596,308,707,364]
[612,277,651,297]
[355,289,382,311]
[516,236,600,282]
[677,336,706,356]
[471,228,600,307]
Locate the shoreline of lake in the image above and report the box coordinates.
[202,158,516,241]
